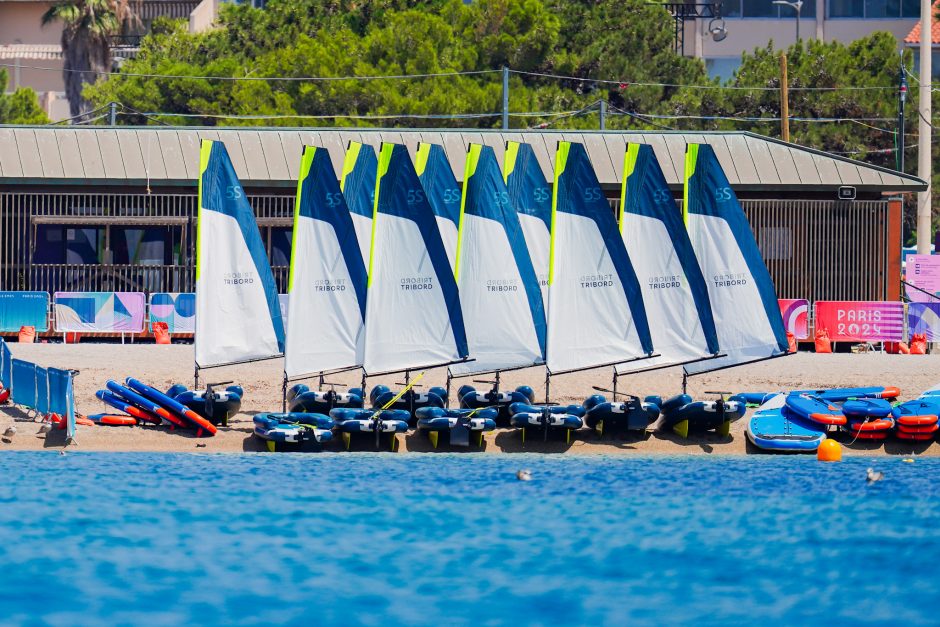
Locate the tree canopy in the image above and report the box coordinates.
[0,70,49,125]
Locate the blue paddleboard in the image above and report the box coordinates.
[746,394,827,452]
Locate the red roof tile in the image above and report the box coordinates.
[905,1,940,44]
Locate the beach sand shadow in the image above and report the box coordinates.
[0,405,37,422]
[650,428,731,453]
[403,430,487,453]
[492,428,577,454]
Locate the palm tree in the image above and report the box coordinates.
[41,0,139,120]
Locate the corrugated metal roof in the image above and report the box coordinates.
[0,126,926,192]
[0,44,63,60]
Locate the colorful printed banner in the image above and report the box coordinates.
[54,292,146,333]
[778,299,809,340]
[906,254,940,303]
[149,293,195,333]
[0,292,49,333]
[908,303,940,341]
[814,301,904,342]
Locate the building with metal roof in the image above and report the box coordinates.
[0,126,922,315]
[0,126,924,196]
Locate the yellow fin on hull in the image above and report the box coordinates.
[673,420,689,439]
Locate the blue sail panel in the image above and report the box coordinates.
[196,140,285,368]
[363,143,468,374]
[340,141,377,267]
[616,143,720,374]
[546,141,653,374]
[450,144,546,376]
[416,143,462,269]
[504,141,551,305]
[682,143,789,375]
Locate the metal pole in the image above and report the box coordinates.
[502,66,509,130]
[899,59,908,173]
[599,99,607,130]
[281,373,287,413]
[194,364,199,389]
[108,101,117,126]
[795,6,800,41]
[780,53,790,142]
[918,0,933,254]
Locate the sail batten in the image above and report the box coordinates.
[284,146,367,380]
[682,144,789,375]
[362,143,468,375]
[449,144,546,377]
[545,141,653,374]
[195,140,285,368]
[616,143,719,375]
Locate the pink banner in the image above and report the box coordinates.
[906,255,940,303]
[814,301,904,342]
[778,299,809,339]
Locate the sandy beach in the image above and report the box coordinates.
[1,342,938,456]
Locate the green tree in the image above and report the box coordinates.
[0,70,49,124]
[41,0,139,119]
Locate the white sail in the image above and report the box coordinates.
[682,144,789,375]
[449,144,546,376]
[616,143,719,374]
[362,143,468,375]
[545,141,653,374]
[416,142,461,270]
[340,141,377,269]
[284,146,368,379]
[195,140,284,368]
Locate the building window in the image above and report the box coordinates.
[724,0,818,18]
[828,0,918,17]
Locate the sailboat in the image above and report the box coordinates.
[194,139,285,387]
[419,144,546,447]
[450,140,550,415]
[585,144,723,435]
[416,142,461,270]
[681,143,789,382]
[511,141,655,443]
[334,142,469,450]
[281,145,368,426]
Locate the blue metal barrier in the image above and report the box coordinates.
[11,359,37,410]
[48,368,76,439]
[0,338,10,389]
[35,367,48,415]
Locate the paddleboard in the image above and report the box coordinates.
[745,394,827,452]
[126,378,217,436]
[785,393,846,426]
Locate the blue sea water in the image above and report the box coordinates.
[0,453,938,626]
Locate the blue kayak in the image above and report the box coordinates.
[370,386,446,423]
[330,407,410,451]
[582,394,660,434]
[253,413,333,452]
[172,385,243,426]
[288,385,363,414]
[659,398,745,438]
[457,385,535,424]
[745,394,827,452]
[415,407,497,448]
[508,403,583,443]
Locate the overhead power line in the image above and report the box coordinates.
[0,61,898,93]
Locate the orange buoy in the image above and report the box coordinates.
[817,439,842,462]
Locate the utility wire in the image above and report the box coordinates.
[509,69,896,92]
[0,62,500,82]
